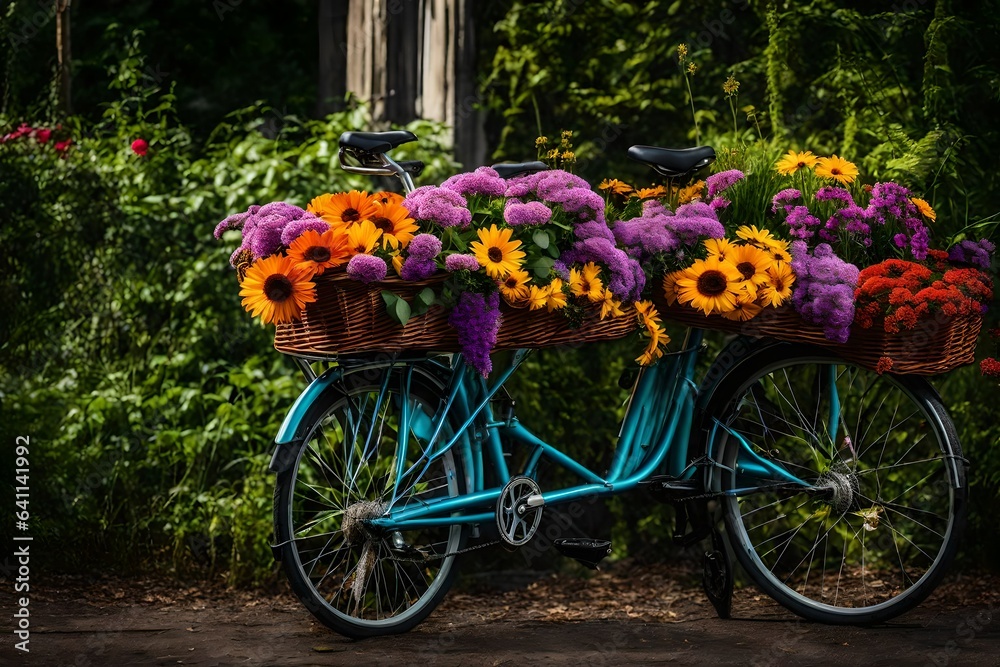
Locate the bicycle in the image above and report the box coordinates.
[266,130,968,638]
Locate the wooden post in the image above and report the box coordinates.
[56,0,72,115]
[317,0,348,117]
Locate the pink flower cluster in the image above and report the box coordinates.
[1,123,72,155]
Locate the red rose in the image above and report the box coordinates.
[54,138,72,153]
[131,138,149,156]
[35,128,52,144]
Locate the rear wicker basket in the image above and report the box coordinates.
[273,271,638,358]
[653,295,982,375]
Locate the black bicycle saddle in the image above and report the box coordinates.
[627,145,716,178]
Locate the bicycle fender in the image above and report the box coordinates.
[269,366,344,474]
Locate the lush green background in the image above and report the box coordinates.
[2,0,998,584]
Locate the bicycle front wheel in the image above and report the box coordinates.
[704,342,967,624]
[273,361,469,638]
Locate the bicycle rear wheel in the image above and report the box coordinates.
[273,362,469,638]
[703,342,966,624]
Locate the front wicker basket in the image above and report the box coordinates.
[653,295,982,375]
[273,271,638,358]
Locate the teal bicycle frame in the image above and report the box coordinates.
[272,328,815,533]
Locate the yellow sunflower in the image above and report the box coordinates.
[369,201,419,249]
[735,225,784,251]
[307,190,379,228]
[470,224,526,278]
[346,219,383,256]
[721,294,763,322]
[704,237,737,262]
[392,253,405,276]
[758,261,796,307]
[569,262,604,302]
[545,278,568,312]
[499,268,531,303]
[674,256,743,315]
[239,255,316,325]
[599,288,624,320]
[598,178,633,195]
[769,245,792,263]
[633,185,668,200]
[910,197,936,222]
[633,300,669,366]
[661,271,680,306]
[285,228,350,276]
[814,155,859,185]
[730,244,775,297]
[526,285,549,310]
[775,150,818,176]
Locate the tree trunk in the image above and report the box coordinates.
[56,0,72,115]
[317,0,348,117]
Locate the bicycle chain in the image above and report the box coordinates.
[386,538,502,563]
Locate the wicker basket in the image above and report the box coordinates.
[273,271,638,358]
[653,295,982,375]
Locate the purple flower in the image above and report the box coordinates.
[948,239,995,269]
[815,186,854,204]
[449,291,502,377]
[784,205,822,240]
[280,215,329,246]
[561,237,643,301]
[574,220,617,243]
[407,233,443,261]
[444,254,480,272]
[248,217,287,258]
[771,188,801,213]
[642,199,670,216]
[346,254,388,283]
[441,166,507,197]
[400,257,438,281]
[217,202,314,263]
[710,197,730,211]
[790,241,859,343]
[403,186,472,228]
[504,200,553,226]
[705,169,745,198]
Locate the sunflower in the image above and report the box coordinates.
[369,201,419,249]
[775,150,818,176]
[239,255,316,325]
[704,237,737,262]
[286,229,350,276]
[730,244,774,297]
[598,178,633,195]
[735,225,784,251]
[470,224,526,278]
[499,268,531,303]
[346,219,383,255]
[661,271,680,306]
[674,256,743,315]
[758,262,796,307]
[307,190,379,228]
[769,245,792,263]
[634,185,668,199]
[569,262,604,302]
[721,294,763,322]
[545,278,568,312]
[634,300,669,366]
[814,155,859,185]
[372,190,405,206]
[526,285,548,310]
[599,288,624,319]
[392,253,405,276]
[910,197,936,222]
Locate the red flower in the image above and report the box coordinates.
[981,357,1000,379]
[131,138,148,156]
[875,356,893,375]
[35,128,51,144]
[54,138,72,155]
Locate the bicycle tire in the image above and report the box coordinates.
[701,341,967,624]
[273,362,469,638]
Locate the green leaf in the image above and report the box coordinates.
[411,288,436,317]
[532,230,550,249]
[527,256,556,278]
[381,291,411,326]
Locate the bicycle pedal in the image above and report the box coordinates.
[553,537,612,570]
[641,476,702,503]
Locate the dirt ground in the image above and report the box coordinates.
[4,563,998,666]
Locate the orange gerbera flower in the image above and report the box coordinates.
[307,190,379,228]
[372,191,405,206]
[598,179,633,195]
[346,219,383,255]
[910,197,936,222]
[239,255,316,324]
[369,201,419,249]
[285,228,350,276]
[634,185,668,200]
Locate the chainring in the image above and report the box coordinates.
[496,476,543,547]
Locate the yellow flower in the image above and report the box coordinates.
[569,262,604,302]
[545,278,568,312]
[758,262,796,307]
[723,75,740,96]
[599,288,624,320]
[677,43,689,62]
[634,300,669,366]
[285,228,351,276]
[561,150,576,162]
[722,294,763,322]
[526,285,548,310]
[546,149,560,160]
[814,155,859,185]
[372,191,405,206]
[499,268,531,303]
[535,136,549,147]
[729,243,775,298]
[599,178,633,195]
[307,190,379,228]
[239,255,316,325]
[775,150,818,176]
[911,197,936,222]
[661,271,680,306]
[470,224,526,279]
[676,180,705,204]
[634,185,668,200]
[770,245,792,263]
[392,253,405,276]
[345,219,383,256]
[735,225,784,251]
[369,201,419,249]
[674,256,743,315]
[704,237,737,262]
